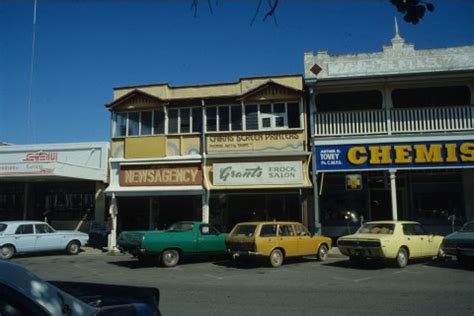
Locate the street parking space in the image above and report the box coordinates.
[10,250,474,315]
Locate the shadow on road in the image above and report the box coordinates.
[212,256,321,270]
[322,258,389,270]
[424,257,474,271]
[107,254,230,269]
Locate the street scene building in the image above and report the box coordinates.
[0,142,109,232]
[105,75,312,240]
[305,21,474,237]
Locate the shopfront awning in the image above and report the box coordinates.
[104,185,204,197]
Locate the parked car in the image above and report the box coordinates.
[118,221,227,267]
[0,260,160,315]
[225,221,332,268]
[0,221,89,260]
[442,221,474,267]
[337,221,444,268]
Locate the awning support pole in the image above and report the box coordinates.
[390,169,398,220]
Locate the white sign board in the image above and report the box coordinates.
[0,142,109,182]
[213,161,303,186]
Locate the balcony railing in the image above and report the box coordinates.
[314,105,474,137]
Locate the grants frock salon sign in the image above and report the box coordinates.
[213,161,303,186]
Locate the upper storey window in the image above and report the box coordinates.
[206,102,301,132]
[113,107,201,137]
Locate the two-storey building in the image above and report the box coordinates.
[105,75,312,248]
[305,21,474,237]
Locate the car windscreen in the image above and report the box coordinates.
[357,223,395,234]
[231,225,257,237]
[167,222,194,232]
[0,224,6,233]
[460,222,474,232]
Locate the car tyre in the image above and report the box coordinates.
[161,249,180,267]
[395,247,408,268]
[0,245,15,260]
[66,241,81,255]
[269,249,284,268]
[317,244,329,261]
[457,255,470,267]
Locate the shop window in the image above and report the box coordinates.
[167,109,179,134]
[287,103,301,128]
[245,105,258,130]
[128,112,140,136]
[206,107,217,132]
[114,113,127,137]
[180,108,191,133]
[218,107,230,131]
[153,110,165,134]
[231,106,243,130]
[226,102,301,132]
[192,108,202,133]
[141,111,152,135]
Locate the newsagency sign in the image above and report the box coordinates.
[315,140,474,172]
[213,161,303,186]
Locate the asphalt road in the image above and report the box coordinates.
[10,251,474,316]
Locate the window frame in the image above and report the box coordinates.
[205,101,302,133]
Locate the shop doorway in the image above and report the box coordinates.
[369,189,403,221]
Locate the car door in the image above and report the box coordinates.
[34,224,61,251]
[294,224,314,256]
[13,224,36,252]
[197,224,224,253]
[413,224,437,257]
[277,224,298,257]
[401,224,422,258]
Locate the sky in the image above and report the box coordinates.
[1,0,473,145]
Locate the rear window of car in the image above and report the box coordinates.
[357,223,395,234]
[0,224,6,233]
[461,222,474,232]
[167,223,194,232]
[232,225,257,237]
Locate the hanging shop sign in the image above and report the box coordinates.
[345,174,363,191]
[315,140,474,172]
[207,131,304,153]
[213,161,303,186]
[120,165,202,186]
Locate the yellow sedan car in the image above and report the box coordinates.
[225,221,332,267]
[337,221,444,268]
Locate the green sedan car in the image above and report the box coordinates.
[442,221,474,267]
[118,221,227,267]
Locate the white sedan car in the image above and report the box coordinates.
[0,221,89,260]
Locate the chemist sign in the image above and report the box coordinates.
[315,140,474,172]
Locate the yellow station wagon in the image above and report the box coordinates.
[225,221,332,267]
[337,221,444,268]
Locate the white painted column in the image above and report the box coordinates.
[389,169,398,220]
[202,192,209,223]
[108,193,119,253]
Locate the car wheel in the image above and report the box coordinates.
[269,249,284,268]
[0,245,15,260]
[66,241,81,255]
[161,249,180,267]
[317,244,328,261]
[395,247,408,268]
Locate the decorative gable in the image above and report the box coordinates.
[240,81,302,103]
[105,89,166,111]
